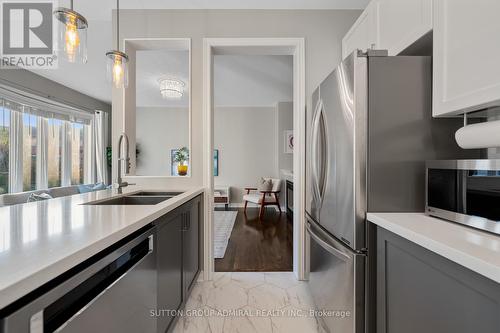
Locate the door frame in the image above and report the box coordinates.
[202,38,306,280]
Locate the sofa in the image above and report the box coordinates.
[0,184,105,207]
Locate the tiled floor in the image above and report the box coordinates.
[172,272,325,333]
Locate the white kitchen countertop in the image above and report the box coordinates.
[367,213,500,284]
[0,187,205,310]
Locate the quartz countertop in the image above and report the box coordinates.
[0,187,204,310]
[367,213,500,284]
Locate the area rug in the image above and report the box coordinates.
[213,210,238,259]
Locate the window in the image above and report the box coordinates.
[0,92,101,194]
[22,113,37,191]
[71,123,86,185]
[48,118,63,188]
[0,106,9,194]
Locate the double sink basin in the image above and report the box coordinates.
[85,191,183,206]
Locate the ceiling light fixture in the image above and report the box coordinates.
[159,78,185,99]
[53,0,88,63]
[106,0,129,88]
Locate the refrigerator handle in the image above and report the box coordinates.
[311,101,323,205]
[306,221,351,263]
[317,107,328,201]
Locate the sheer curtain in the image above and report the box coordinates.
[94,111,109,184]
[36,117,48,189]
[61,121,72,187]
[8,111,23,193]
[84,120,95,184]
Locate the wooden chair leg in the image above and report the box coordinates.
[259,203,265,220]
[274,193,282,214]
[244,200,248,214]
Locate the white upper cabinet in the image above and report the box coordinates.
[378,0,432,55]
[433,0,500,117]
[342,0,379,59]
[342,0,432,59]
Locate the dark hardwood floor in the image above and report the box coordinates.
[214,207,293,272]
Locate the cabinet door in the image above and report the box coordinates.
[377,0,432,55]
[157,213,183,333]
[183,197,200,298]
[377,227,500,333]
[433,0,500,116]
[342,0,379,59]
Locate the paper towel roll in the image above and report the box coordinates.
[455,120,500,149]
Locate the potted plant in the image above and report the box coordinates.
[174,147,189,176]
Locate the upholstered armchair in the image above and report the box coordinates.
[243,178,282,219]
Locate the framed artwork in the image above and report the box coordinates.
[284,130,294,154]
[214,149,219,176]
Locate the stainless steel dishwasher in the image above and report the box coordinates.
[0,226,157,333]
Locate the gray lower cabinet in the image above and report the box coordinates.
[376,226,500,333]
[183,196,200,299]
[156,210,183,333]
[156,195,202,333]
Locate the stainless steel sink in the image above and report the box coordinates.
[131,191,183,197]
[85,196,171,205]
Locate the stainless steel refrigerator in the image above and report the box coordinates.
[306,50,470,333]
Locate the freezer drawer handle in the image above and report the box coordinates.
[306,222,351,262]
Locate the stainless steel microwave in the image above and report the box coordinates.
[426,160,500,235]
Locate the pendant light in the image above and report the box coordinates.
[53,0,88,63]
[106,0,129,88]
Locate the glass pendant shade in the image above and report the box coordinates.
[106,51,129,88]
[159,78,184,99]
[54,8,88,63]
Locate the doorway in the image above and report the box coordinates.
[202,38,306,280]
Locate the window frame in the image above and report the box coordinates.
[0,91,96,193]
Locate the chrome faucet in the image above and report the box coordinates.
[113,133,135,192]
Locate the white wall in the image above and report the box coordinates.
[277,101,294,208]
[277,102,293,173]
[214,107,278,203]
[135,107,189,176]
[214,55,293,107]
[115,9,361,189]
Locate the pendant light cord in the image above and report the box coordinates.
[116,0,120,51]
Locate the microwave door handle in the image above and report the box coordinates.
[306,222,351,262]
[461,171,467,214]
[50,235,154,333]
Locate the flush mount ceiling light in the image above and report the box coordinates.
[106,0,129,88]
[158,78,185,99]
[53,0,88,63]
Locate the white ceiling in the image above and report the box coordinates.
[136,50,190,108]
[214,55,293,107]
[30,0,369,104]
[136,53,292,107]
